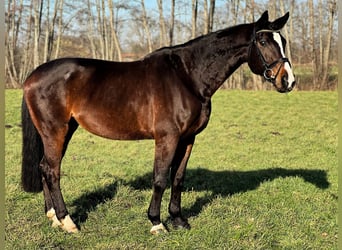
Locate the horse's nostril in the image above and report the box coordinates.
[281,75,288,88]
[287,81,296,92]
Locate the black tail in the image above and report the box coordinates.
[21,97,44,192]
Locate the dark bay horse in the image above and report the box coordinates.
[21,11,295,234]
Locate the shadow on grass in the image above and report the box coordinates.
[70,167,329,225]
[71,182,119,225]
[127,167,329,218]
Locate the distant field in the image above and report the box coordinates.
[5,89,337,249]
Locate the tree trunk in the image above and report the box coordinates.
[6,0,18,87]
[33,0,43,68]
[318,0,323,75]
[157,0,167,47]
[308,0,317,88]
[43,0,59,62]
[321,0,337,87]
[280,0,292,63]
[203,0,209,34]
[54,0,64,59]
[169,0,175,46]
[95,0,105,59]
[208,0,215,33]
[140,0,153,53]
[191,0,198,38]
[100,0,109,60]
[87,0,97,58]
[108,0,122,61]
[20,1,34,84]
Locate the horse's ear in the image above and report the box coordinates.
[255,11,269,31]
[269,12,289,31]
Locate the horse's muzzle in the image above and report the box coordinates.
[276,75,296,93]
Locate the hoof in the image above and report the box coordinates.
[150,223,168,235]
[172,217,191,230]
[60,215,79,233]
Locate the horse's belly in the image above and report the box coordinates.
[73,111,153,140]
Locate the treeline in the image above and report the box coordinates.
[5,0,338,90]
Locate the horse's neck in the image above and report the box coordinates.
[178,25,253,99]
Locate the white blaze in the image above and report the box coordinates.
[273,32,295,88]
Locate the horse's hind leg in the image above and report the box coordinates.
[44,118,79,229]
[40,119,78,232]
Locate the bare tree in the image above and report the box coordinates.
[169,0,175,46]
[308,0,317,88]
[191,0,198,38]
[208,0,215,32]
[157,0,168,47]
[85,0,123,60]
[87,0,98,58]
[5,0,29,88]
[96,0,107,59]
[231,0,240,25]
[279,0,292,63]
[54,0,64,59]
[33,0,43,68]
[43,0,60,62]
[108,0,122,61]
[320,0,337,87]
[140,0,153,52]
[203,0,208,34]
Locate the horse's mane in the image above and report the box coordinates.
[144,23,250,59]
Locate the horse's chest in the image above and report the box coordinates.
[185,102,211,136]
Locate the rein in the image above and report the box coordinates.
[250,30,290,84]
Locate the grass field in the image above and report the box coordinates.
[5,89,337,249]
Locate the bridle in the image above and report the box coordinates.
[250,30,290,84]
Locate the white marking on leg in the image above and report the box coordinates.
[46,208,56,218]
[150,223,168,235]
[60,215,79,233]
[46,208,62,227]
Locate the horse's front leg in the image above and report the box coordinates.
[148,135,179,234]
[169,136,195,229]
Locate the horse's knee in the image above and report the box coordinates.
[153,175,168,191]
[153,180,167,192]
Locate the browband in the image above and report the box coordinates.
[256,29,281,34]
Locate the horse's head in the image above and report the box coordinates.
[248,11,295,93]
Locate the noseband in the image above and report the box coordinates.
[250,30,290,83]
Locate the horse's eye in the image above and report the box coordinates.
[260,40,266,46]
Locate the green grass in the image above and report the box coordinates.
[5,89,337,249]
